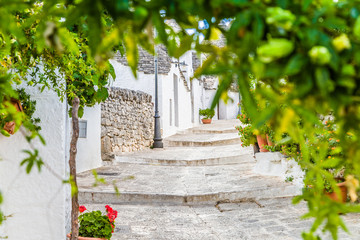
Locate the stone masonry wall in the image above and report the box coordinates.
[101,87,154,160]
[114,45,172,75]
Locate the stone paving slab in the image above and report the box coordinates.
[82,198,360,240]
[114,144,254,166]
[188,119,240,133]
[78,162,300,205]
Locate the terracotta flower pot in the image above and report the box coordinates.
[201,119,212,124]
[3,99,23,135]
[325,182,347,203]
[266,135,274,147]
[256,135,269,152]
[67,233,106,240]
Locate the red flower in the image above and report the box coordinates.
[79,205,87,213]
[105,205,118,222]
[105,205,113,212]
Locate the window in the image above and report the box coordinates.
[79,120,87,138]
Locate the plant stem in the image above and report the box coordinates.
[70,97,80,240]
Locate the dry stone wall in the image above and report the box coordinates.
[101,87,154,160]
[114,45,172,75]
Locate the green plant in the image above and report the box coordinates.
[281,144,300,159]
[199,108,215,119]
[237,113,251,125]
[236,124,256,147]
[78,205,117,239]
[285,176,294,183]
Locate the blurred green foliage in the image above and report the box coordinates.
[0,0,360,239]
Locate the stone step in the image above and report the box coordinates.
[114,154,254,166]
[188,128,238,134]
[185,119,240,134]
[187,127,238,134]
[79,185,300,205]
[78,163,301,205]
[113,144,254,166]
[163,132,241,147]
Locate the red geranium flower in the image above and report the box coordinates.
[79,205,87,213]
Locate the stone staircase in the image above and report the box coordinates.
[78,119,300,206]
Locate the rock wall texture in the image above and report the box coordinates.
[192,52,201,73]
[114,45,172,75]
[101,87,154,160]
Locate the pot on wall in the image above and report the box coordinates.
[256,135,269,152]
[67,234,106,240]
[201,119,212,124]
[3,99,23,135]
[325,182,347,203]
[266,135,273,147]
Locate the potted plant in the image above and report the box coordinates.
[199,108,215,124]
[236,98,274,152]
[236,124,256,147]
[2,98,23,135]
[324,179,347,203]
[67,205,118,240]
[1,88,40,136]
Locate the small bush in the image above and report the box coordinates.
[199,108,215,119]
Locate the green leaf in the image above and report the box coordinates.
[210,74,233,110]
[20,149,43,174]
[96,88,109,102]
[253,105,277,129]
[124,32,138,78]
[108,62,116,81]
[291,105,320,125]
[284,54,307,76]
[257,38,294,63]
[152,13,168,45]
[173,35,193,58]
[252,12,264,42]
[78,106,84,118]
[338,77,355,89]
[354,16,360,40]
[315,67,334,96]
[237,72,257,120]
[86,4,102,55]
[193,54,216,79]
[302,0,312,11]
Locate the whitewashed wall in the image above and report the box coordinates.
[159,64,194,137]
[74,104,102,173]
[109,59,155,96]
[191,78,204,124]
[0,87,70,240]
[203,89,219,120]
[204,88,240,120]
[218,91,240,119]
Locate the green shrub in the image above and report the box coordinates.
[199,108,215,119]
[78,205,117,239]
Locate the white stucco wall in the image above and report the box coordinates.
[0,87,70,240]
[218,91,240,120]
[159,63,195,138]
[191,78,204,124]
[204,89,219,120]
[109,59,155,96]
[204,89,239,120]
[74,104,102,173]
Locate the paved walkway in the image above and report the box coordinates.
[85,198,360,240]
[78,120,360,239]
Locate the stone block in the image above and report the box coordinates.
[253,152,284,177]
